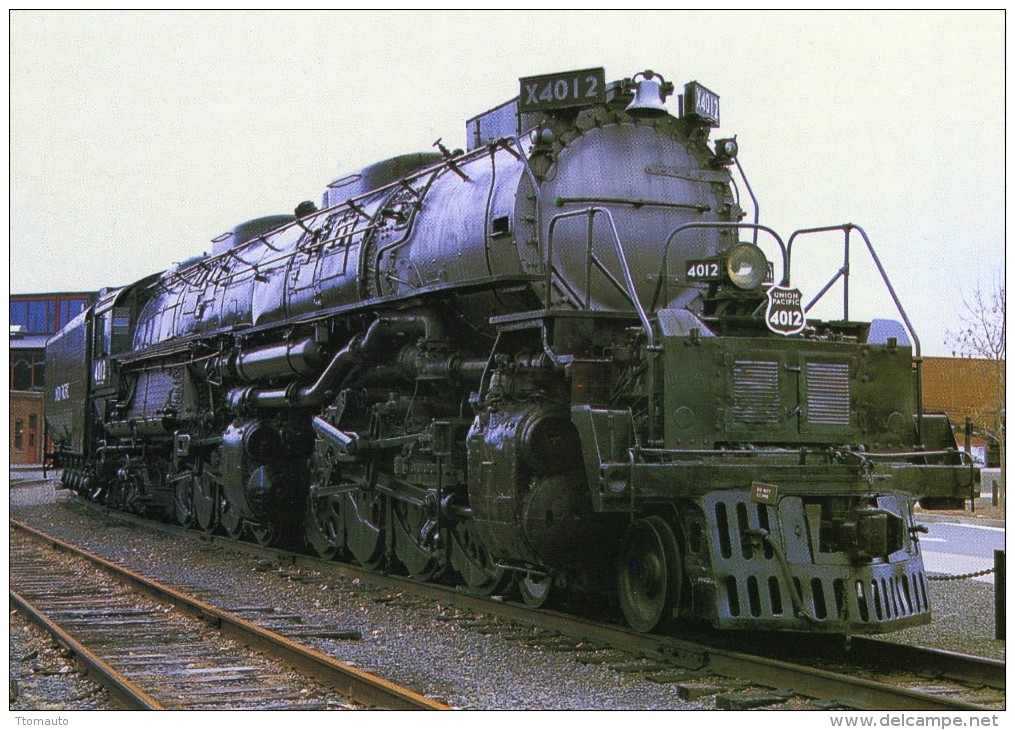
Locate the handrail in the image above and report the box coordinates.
[785,224,921,358]
[544,206,658,442]
[732,157,760,247]
[633,446,972,464]
[512,134,541,201]
[785,223,924,447]
[544,207,654,349]
[148,141,507,297]
[650,222,788,312]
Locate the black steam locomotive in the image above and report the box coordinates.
[46,67,976,634]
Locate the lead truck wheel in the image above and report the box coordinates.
[618,516,683,633]
[519,572,553,609]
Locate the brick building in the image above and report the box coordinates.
[921,356,1005,466]
[10,292,95,464]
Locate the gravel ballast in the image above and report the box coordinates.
[11,496,713,709]
[9,609,119,711]
[10,475,1005,710]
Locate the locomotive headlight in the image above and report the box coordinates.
[725,243,768,290]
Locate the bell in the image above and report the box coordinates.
[626,77,668,117]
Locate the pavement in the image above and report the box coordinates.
[10,464,53,478]
[919,523,1005,585]
[918,511,1005,529]
[916,492,1005,528]
[915,494,1005,586]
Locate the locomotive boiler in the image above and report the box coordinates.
[45,66,977,634]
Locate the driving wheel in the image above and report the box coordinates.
[173,475,196,528]
[305,490,346,560]
[344,490,386,569]
[250,521,278,547]
[450,519,509,595]
[392,500,442,581]
[193,472,218,533]
[219,500,246,540]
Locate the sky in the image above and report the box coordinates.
[9,10,1006,357]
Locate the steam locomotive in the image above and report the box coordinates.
[46,66,976,634]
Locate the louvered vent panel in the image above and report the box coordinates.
[806,361,851,425]
[732,360,780,424]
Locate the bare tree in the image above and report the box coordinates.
[946,274,1005,506]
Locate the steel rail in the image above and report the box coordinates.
[417,597,998,711]
[9,589,164,710]
[10,518,449,711]
[45,503,1001,711]
[848,636,1006,691]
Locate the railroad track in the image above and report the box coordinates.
[429,593,1005,711]
[15,501,1006,711]
[9,519,447,710]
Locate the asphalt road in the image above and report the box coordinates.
[918,520,1006,584]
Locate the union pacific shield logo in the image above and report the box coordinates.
[765,285,805,336]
